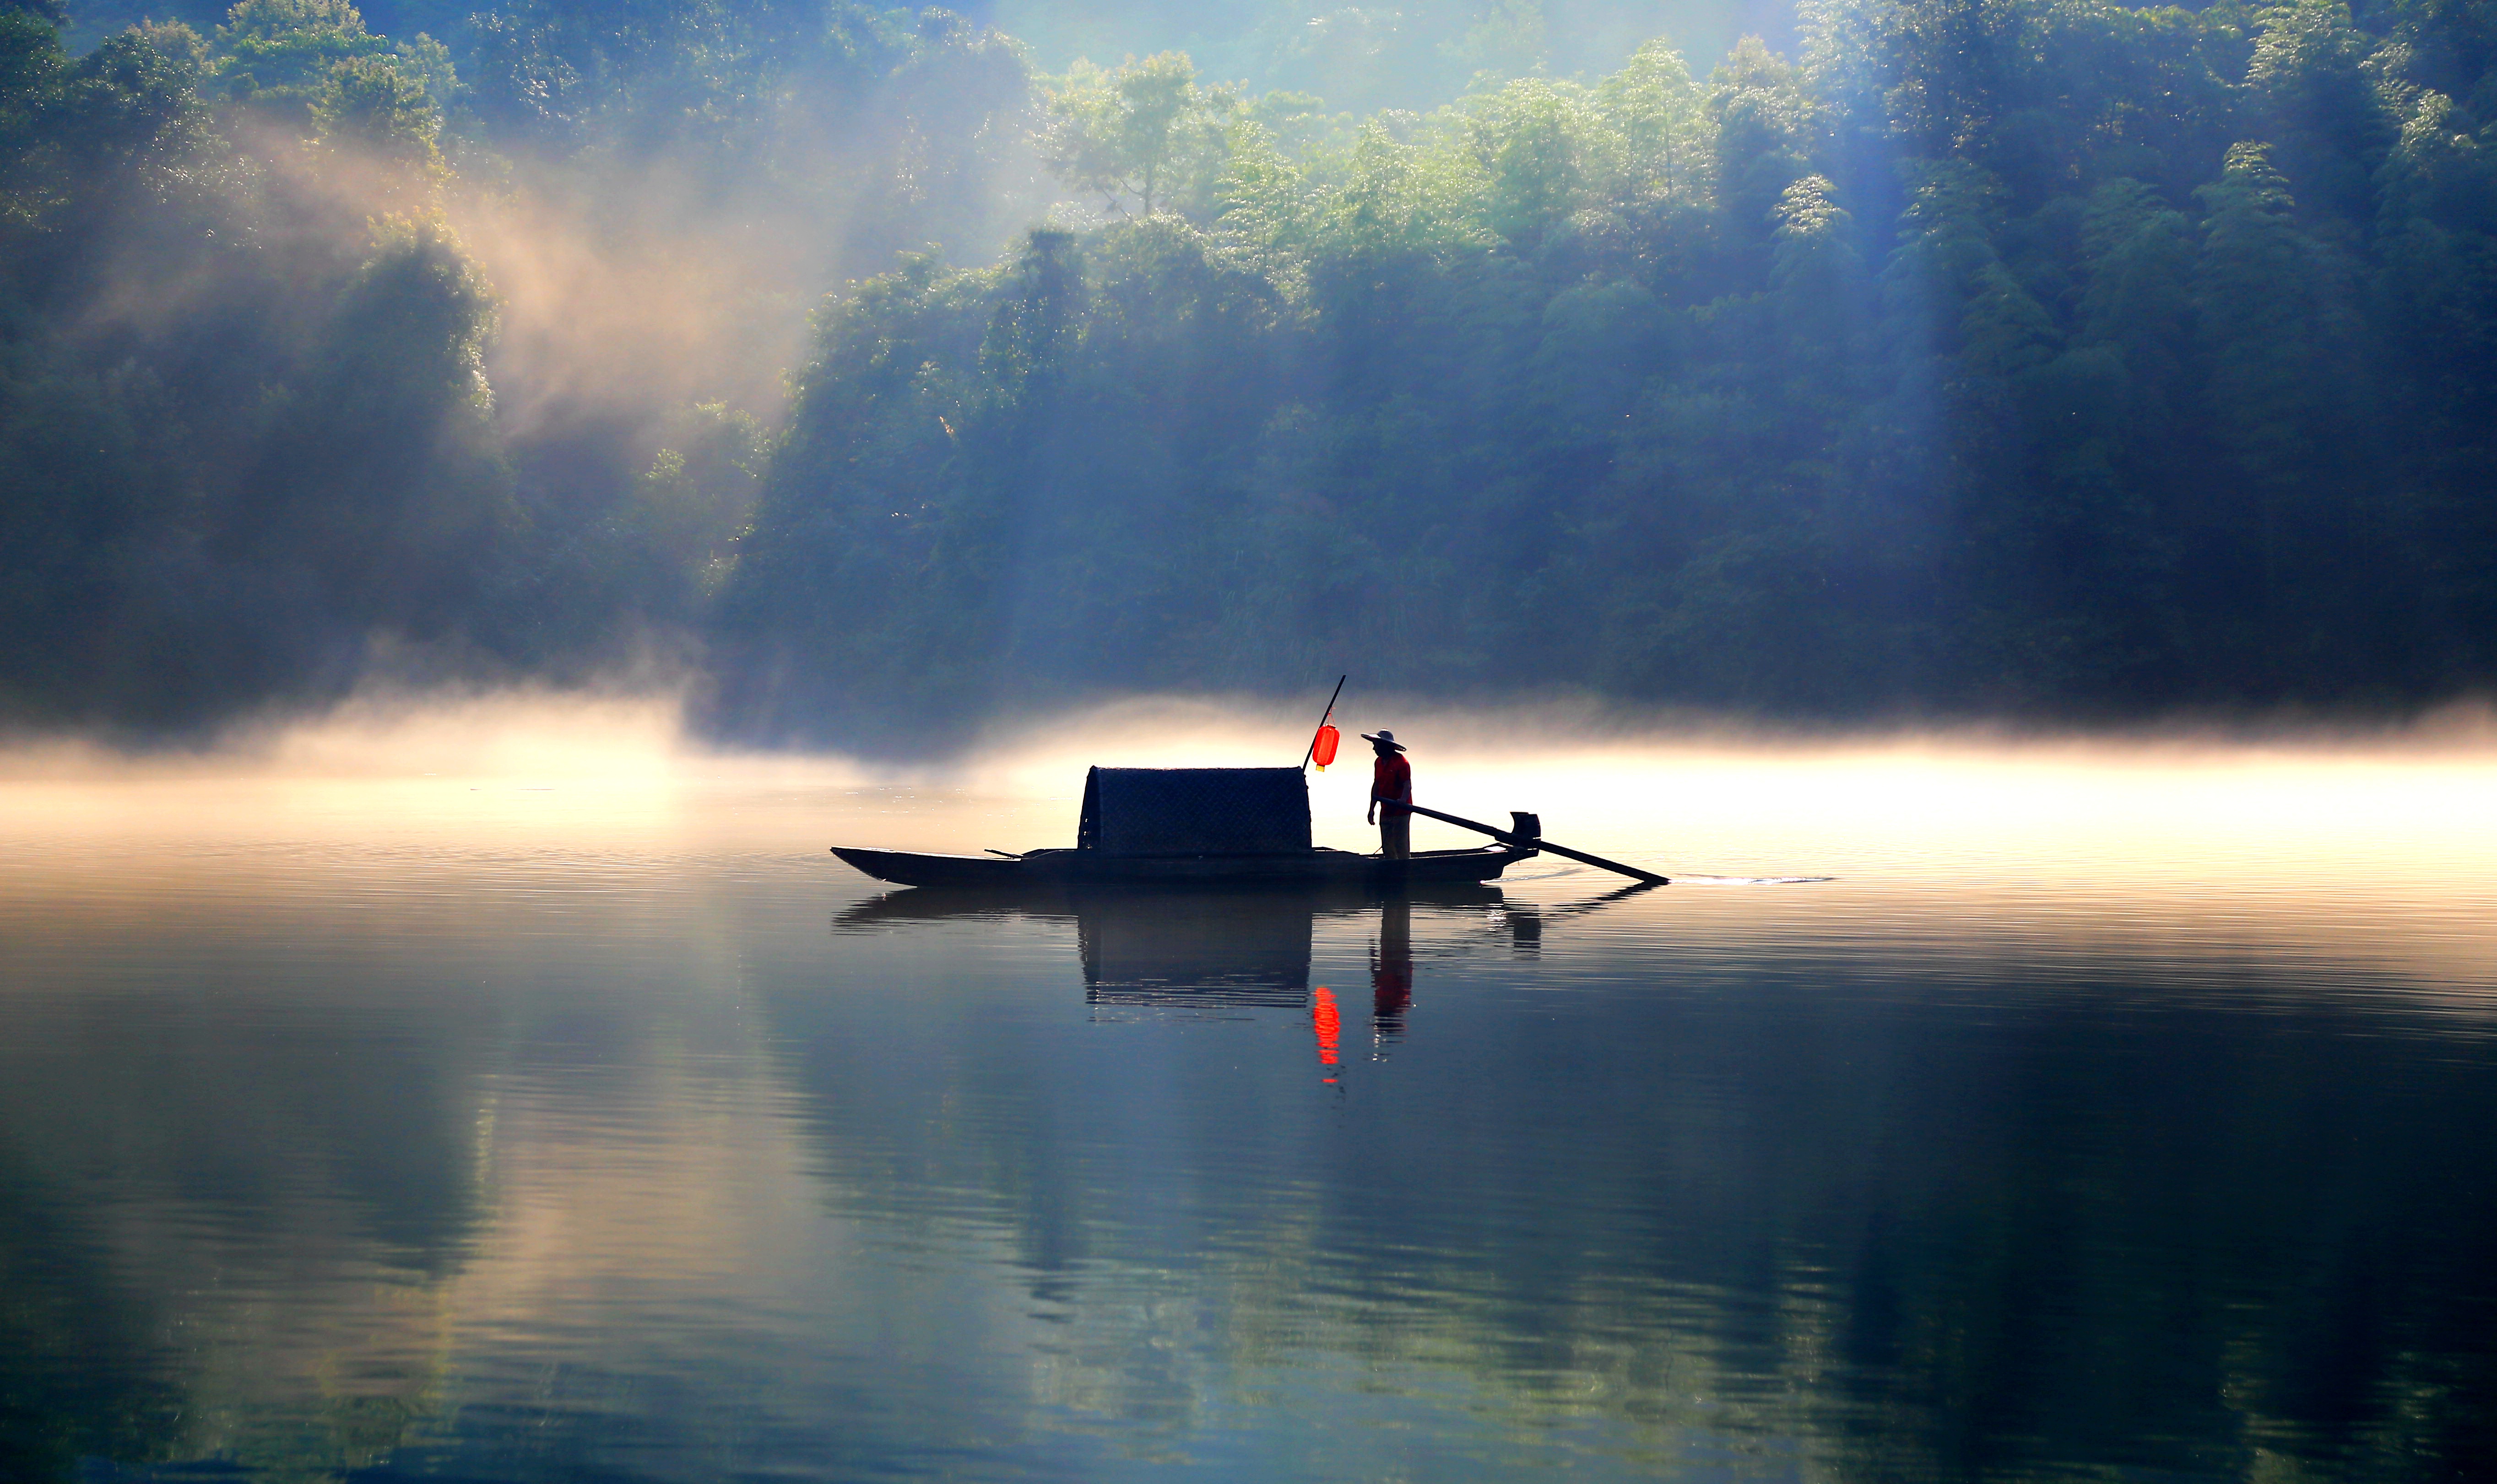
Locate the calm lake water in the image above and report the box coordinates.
[5,724,2496,1482]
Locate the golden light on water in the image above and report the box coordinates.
[4,689,2495,996]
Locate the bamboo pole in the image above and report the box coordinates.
[1300,675,1348,771]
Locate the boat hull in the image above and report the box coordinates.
[830,844,1531,890]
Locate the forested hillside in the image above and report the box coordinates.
[0,0,1029,729]
[719,0,2497,739]
[3,0,2493,743]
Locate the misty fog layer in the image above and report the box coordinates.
[3,0,2493,745]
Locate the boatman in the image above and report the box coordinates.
[1363,729,1413,860]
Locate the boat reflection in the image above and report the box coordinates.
[1077,890,1341,1010]
[836,882,1661,1058]
[1492,879,1667,960]
[839,885,1497,1014]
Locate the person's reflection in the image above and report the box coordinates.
[1370,895,1414,1058]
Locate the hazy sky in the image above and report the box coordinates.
[963,0,1798,103]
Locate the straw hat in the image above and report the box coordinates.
[1360,729,1407,751]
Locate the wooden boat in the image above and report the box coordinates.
[832,841,1531,888]
[833,879,1504,928]
[832,766,1539,890]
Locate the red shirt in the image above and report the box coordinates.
[1371,753,1412,814]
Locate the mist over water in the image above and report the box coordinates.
[16,693,2497,959]
[5,702,2495,1477]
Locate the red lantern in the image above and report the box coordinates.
[1311,724,1340,770]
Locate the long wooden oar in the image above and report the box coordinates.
[1403,803,1668,885]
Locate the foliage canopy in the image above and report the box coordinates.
[0,0,2494,744]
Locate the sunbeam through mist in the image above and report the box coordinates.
[3,0,2495,750]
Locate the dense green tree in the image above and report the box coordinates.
[3,0,2497,741]
[1039,50,1239,217]
[212,0,454,143]
[715,0,2497,741]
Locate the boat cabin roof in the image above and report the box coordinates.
[1078,767,1311,856]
